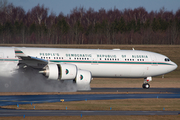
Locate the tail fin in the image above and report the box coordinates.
[14,48,26,57]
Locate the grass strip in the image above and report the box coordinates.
[2,98,180,111]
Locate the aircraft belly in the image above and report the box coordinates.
[147,65,174,77]
[130,66,146,77]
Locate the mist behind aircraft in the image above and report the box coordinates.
[0,67,78,92]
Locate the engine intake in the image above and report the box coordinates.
[75,69,92,90]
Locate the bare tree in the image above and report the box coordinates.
[30,4,48,25]
[0,0,7,12]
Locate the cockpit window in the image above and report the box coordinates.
[165,58,170,62]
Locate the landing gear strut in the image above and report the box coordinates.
[142,77,152,89]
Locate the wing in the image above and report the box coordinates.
[15,48,48,69]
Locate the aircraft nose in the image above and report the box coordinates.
[172,62,178,71]
[166,62,178,74]
[174,62,178,69]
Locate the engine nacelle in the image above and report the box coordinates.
[42,63,77,80]
[75,70,92,91]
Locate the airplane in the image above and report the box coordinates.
[0,47,177,90]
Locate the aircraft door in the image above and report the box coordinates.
[151,55,158,65]
[91,53,98,65]
[0,53,4,62]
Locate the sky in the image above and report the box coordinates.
[8,0,180,16]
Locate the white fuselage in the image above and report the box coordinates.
[0,47,177,78]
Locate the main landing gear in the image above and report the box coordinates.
[142,77,152,89]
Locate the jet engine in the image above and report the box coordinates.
[75,69,92,90]
[40,63,77,80]
[39,63,92,91]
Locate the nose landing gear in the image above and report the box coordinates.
[142,77,152,89]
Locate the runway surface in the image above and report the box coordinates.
[1,88,180,106]
[1,93,180,106]
[0,88,180,116]
[1,109,180,116]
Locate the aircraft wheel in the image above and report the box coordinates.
[142,83,150,89]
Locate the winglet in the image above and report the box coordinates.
[14,48,26,57]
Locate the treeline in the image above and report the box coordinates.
[0,1,180,44]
